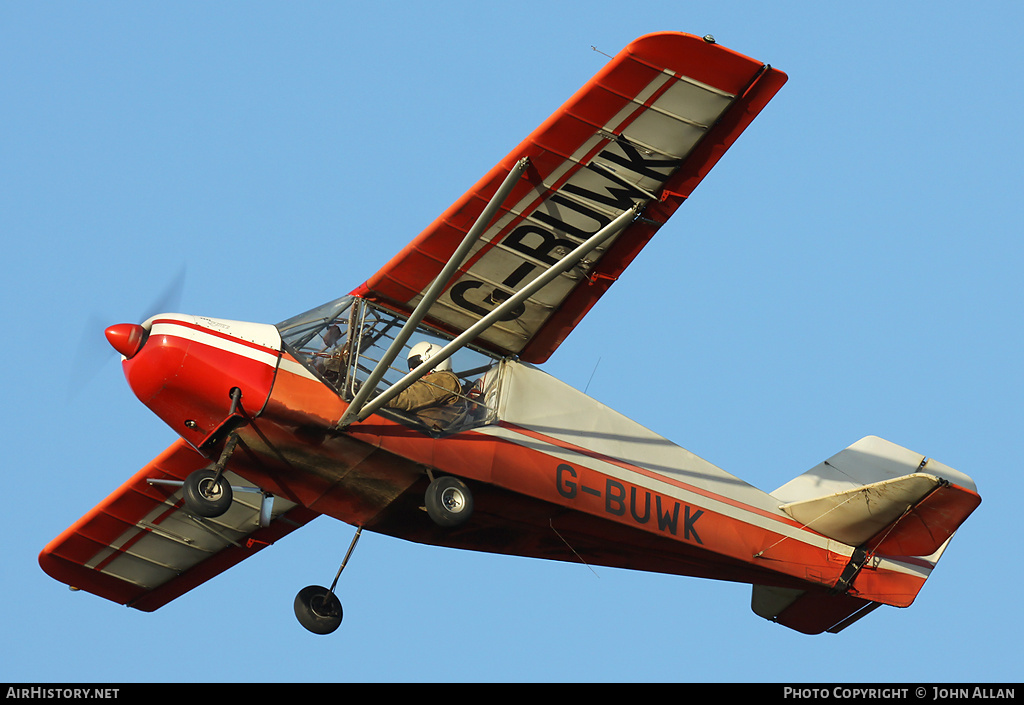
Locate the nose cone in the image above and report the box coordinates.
[105,323,147,359]
[113,314,281,449]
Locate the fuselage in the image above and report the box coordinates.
[107,299,936,605]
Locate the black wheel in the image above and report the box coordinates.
[294,585,343,635]
[425,476,474,528]
[181,468,233,518]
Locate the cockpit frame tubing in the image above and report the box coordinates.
[338,157,530,427]
[343,203,641,426]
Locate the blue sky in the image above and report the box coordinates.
[3,2,1021,683]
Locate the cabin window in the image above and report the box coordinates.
[277,296,501,434]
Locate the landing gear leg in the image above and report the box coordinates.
[294,526,362,635]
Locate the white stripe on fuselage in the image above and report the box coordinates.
[149,317,280,369]
[473,422,933,581]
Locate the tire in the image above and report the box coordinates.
[181,468,233,518]
[425,476,474,528]
[294,585,343,635]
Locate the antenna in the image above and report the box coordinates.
[584,357,602,395]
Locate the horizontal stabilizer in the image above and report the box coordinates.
[752,585,881,635]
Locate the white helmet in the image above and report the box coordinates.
[407,341,451,372]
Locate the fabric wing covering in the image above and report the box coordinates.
[39,439,318,611]
[353,32,787,363]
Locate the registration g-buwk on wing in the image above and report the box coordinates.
[40,32,981,636]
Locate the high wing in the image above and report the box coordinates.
[39,439,318,611]
[353,32,787,363]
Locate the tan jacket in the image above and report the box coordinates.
[386,370,461,412]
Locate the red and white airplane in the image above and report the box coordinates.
[41,32,980,636]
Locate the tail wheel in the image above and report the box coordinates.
[425,476,474,528]
[294,585,343,635]
[182,468,233,517]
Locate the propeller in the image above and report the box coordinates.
[139,265,186,325]
[67,266,186,400]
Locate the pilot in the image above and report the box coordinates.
[386,341,462,413]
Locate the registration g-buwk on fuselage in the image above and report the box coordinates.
[40,32,981,636]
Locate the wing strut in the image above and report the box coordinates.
[340,202,642,427]
[338,157,531,428]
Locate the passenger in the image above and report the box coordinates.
[387,341,461,413]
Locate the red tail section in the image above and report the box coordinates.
[753,436,981,633]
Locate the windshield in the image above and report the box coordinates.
[276,296,501,434]
[276,296,355,354]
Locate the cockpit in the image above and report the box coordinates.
[276,296,502,435]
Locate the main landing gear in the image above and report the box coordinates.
[425,475,474,528]
[293,474,474,635]
[182,467,233,517]
[181,434,239,518]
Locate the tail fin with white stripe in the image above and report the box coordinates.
[752,436,980,633]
